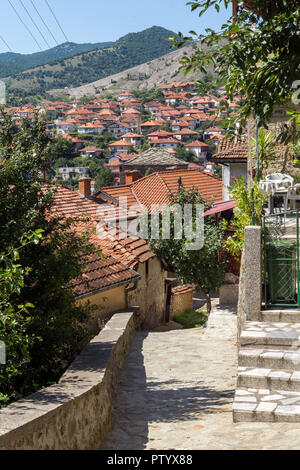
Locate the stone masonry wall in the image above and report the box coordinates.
[248,107,300,179]
[129,258,166,329]
[0,311,138,450]
[170,291,194,319]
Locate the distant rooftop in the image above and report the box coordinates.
[122,148,188,168]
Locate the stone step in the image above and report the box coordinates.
[239,348,300,370]
[240,321,300,347]
[261,310,300,323]
[237,366,300,391]
[232,387,300,422]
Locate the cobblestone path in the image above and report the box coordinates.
[99,307,300,450]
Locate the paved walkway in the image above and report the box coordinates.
[99,307,300,450]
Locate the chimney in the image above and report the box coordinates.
[125,170,140,185]
[78,177,91,197]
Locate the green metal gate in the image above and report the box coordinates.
[263,210,300,307]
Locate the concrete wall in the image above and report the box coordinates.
[222,163,248,201]
[220,284,239,306]
[128,258,166,329]
[237,226,262,341]
[76,285,127,335]
[170,290,194,319]
[0,311,138,450]
[237,249,246,342]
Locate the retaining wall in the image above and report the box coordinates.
[0,310,138,450]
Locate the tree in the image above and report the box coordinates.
[0,112,97,405]
[250,129,276,172]
[0,232,43,407]
[175,146,198,162]
[132,88,166,104]
[95,165,114,189]
[48,135,74,163]
[173,1,300,138]
[224,176,267,257]
[148,187,225,314]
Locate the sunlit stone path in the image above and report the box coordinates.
[99,307,300,450]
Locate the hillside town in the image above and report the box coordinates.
[2,82,246,197]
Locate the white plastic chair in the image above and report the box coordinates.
[261,174,294,214]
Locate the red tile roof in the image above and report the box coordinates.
[121,132,142,138]
[51,185,100,218]
[108,140,132,147]
[81,145,102,152]
[173,128,198,136]
[147,130,173,138]
[98,169,223,212]
[185,140,210,149]
[72,252,140,297]
[50,185,155,268]
[171,284,195,295]
[141,120,162,127]
[213,138,248,161]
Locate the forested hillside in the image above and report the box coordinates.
[3,26,176,105]
[0,41,113,78]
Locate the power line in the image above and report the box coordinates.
[18,0,51,49]
[0,34,13,52]
[44,0,69,43]
[7,0,42,51]
[29,0,60,46]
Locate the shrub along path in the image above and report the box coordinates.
[99,306,300,450]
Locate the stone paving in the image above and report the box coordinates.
[99,306,300,450]
[233,388,300,422]
[241,321,300,347]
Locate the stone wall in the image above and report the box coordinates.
[170,289,194,319]
[220,284,239,306]
[248,107,300,179]
[129,257,166,329]
[0,311,138,450]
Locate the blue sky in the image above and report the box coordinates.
[0,0,230,54]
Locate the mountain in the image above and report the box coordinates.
[52,44,205,99]
[3,26,177,104]
[0,41,113,78]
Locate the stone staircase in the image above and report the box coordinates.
[233,310,300,423]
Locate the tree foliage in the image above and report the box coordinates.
[172,1,300,137]
[95,165,114,190]
[0,113,97,406]
[148,187,225,313]
[224,176,267,257]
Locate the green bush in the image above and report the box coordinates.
[173,308,207,329]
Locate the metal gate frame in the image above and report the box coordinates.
[263,209,300,308]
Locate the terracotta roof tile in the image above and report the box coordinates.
[171,284,195,295]
[213,138,248,161]
[72,252,140,297]
[97,168,223,212]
